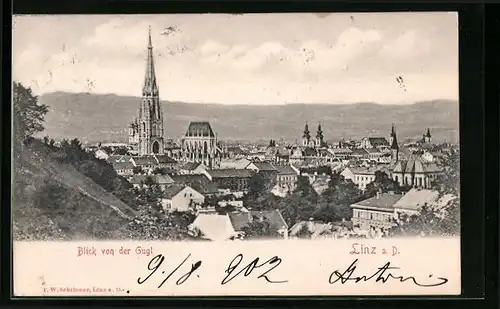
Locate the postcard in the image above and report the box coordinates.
[12,12,460,297]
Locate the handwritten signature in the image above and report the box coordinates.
[329,259,448,287]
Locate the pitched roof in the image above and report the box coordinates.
[252,162,278,172]
[350,166,385,175]
[393,159,442,174]
[190,213,236,241]
[132,155,157,166]
[289,221,333,237]
[351,193,403,211]
[180,162,202,171]
[208,169,254,178]
[162,184,189,199]
[185,121,215,137]
[365,147,382,154]
[393,188,440,211]
[129,174,175,185]
[171,174,219,194]
[351,148,369,156]
[328,148,353,154]
[111,160,134,170]
[154,154,177,164]
[276,165,298,175]
[228,210,288,232]
[226,146,246,155]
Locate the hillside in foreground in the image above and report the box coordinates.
[39,92,460,144]
[12,143,138,241]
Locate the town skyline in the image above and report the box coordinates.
[13,13,458,105]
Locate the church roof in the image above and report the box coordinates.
[392,159,442,174]
[185,122,215,137]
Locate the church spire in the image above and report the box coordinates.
[390,124,399,150]
[143,26,158,96]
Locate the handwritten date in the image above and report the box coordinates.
[221,254,288,285]
[137,254,202,288]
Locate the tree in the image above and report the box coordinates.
[153,167,168,175]
[314,176,362,223]
[133,166,143,174]
[13,82,49,143]
[240,216,280,239]
[363,171,402,199]
[392,146,461,237]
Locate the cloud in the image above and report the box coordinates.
[199,40,230,55]
[379,30,431,59]
[197,27,382,73]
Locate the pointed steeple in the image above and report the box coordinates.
[143,26,158,96]
[390,124,399,150]
[426,128,431,138]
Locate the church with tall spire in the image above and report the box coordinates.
[128,27,165,155]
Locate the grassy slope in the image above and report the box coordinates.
[12,145,138,240]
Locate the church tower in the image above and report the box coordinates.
[424,128,432,144]
[138,27,164,156]
[302,123,311,147]
[315,123,324,148]
[390,124,399,161]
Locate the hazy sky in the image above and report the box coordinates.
[13,13,458,105]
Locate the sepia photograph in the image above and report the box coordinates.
[12,12,461,296]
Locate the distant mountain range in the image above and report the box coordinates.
[38,92,460,144]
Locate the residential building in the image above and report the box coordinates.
[131,155,158,173]
[327,148,352,160]
[219,158,252,169]
[392,188,440,217]
[350,188,443,232]
[94,149,109,160]
[154,154,178,169]
[341,166,389,191]
[289,220,335,239]
[189,213,237,241]
[275,165,300,193]
[351,192,403,230]
[178,162,209,175]
[160,185,205,212]
[204,169,254,192]
[129,174,175,190]
[170,174,219,196]
[111,160,135,177]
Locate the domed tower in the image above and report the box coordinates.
[302,122,311,147]
[315,123,324,148]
